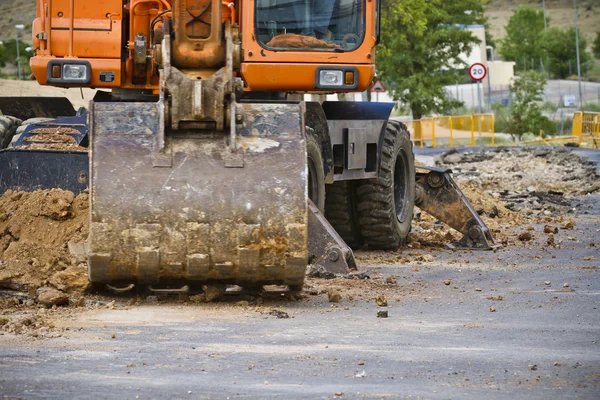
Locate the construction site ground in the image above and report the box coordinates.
[1,146,599,399]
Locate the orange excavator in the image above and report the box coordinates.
[0,0,497,293]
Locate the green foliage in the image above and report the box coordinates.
[593,31,600,59]
[505,71,555,140]
[545,27,591,79]
[376,0,484,119]
[498,6,546,68]
[583,102,600,112]
[0,38,32,65]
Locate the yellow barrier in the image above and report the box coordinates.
[405,114,495,148]
[573,112,600,149]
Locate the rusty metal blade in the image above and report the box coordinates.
[415,166,500,250]
[89,101,308,287]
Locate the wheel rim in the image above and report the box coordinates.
[394,149,409,223]
[307,155,319,206]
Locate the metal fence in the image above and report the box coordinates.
[404,114,495,148]
[572,112,600,149]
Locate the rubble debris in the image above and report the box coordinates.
[518,232,533,241]
[37,287,69,308]
[267,309,290,319]
[327,289,342,303]
[377,310,388,318]
[375,295,388,307]
[544,225,559,234]
[489,306,496,312]
[443,280,452,286]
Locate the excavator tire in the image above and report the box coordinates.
[325,181,363,249]
[356,120,415,249]
[306,133,326,213]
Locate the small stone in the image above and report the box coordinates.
[377,310,388,318]
[146,295,158,303]
[553,362,561,366]
[530,364,538,371]
[443,280,452,286]
[518,232,533,241]
[237,300,249,307]
[37,288,69,308]
[327,289,342,303]
[475,288,482,292]
[385,276,397,285]
[357,361,365,365]
[560,219,575,230]
[111,334,116,339]
[334,392,344,397]
[563,283,569,288]
[544,281,551,286]
[376,295,388,307]
[544,225,559,234]
[490,306,496,312]
[547,234,555,246]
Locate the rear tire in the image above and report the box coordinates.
[306,133,326,212]
[356,121,415,249]
[325,181,363,249]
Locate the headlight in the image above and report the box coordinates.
[47,60,91,84]
[63,64,88,81]
[319,70,344,87]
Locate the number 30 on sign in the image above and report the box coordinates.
[468,63,487,81]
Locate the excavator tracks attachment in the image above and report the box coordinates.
[88,101,308,288]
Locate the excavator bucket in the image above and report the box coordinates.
[88,101,308,289]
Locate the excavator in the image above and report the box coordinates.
[0,0,497,293]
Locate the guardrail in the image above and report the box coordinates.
[572,112,600,149]
[402,114,495,148]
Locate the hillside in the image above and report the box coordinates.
[486,0,598,44]
[0,1,598,47]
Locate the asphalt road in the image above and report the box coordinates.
[0,149,599,399]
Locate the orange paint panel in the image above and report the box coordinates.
[242,63,375,92]
[48,20,122,58]
[31,57,122,88]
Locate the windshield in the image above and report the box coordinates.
[255,0,365,51]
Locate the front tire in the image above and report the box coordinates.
[356,121,415,249]
[306,132,326,212]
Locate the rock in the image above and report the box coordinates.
[560,219,575,230]
[543,225,559,234]
[385,276,397,285]
[530,364,538,371]
[546,234,555,246]
[237,300,249,307]
[189,285,225,303]
[37,288,69,307]
[357,360,365,365]
[554,362,561,366]
[489,206,499,218]
[544,281,551,286]
[377,310,388,318]
[490,306,496,312]
[267,309,289,319]
[443,280,452,286]
[146,295,158,303]
[518,232,533,241]
[327,289,342,303]
[563,283,569,288]
[376,295,388,307]
[334,392,345,397]
[48,265,90,294]
[444,152,464,164]
[0,317,8,326]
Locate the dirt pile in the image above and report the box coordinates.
[0,189,89,295]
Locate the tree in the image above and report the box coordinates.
[593,31,600,60]
[376,0,484,119]
[498,6,546,70]
[507,71,552,140]
[545,27,590,79]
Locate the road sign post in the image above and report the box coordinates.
[370,79,386,102]
[469,63,487,115]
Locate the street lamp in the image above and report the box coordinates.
[573,0,583,110]
[15,24,25,80]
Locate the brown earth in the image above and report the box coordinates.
[0,189,89,294]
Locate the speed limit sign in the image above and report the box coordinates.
[468,63,487,81]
